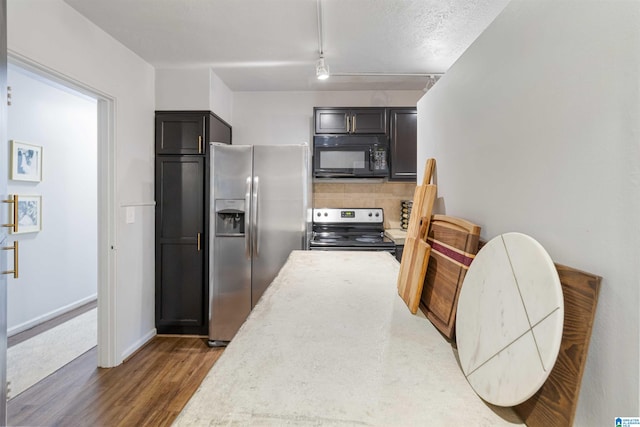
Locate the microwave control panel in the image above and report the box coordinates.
[373,147,387,170]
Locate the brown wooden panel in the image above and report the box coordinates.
[422,251,462,327]
[420,216,480,339]
[514,264,601,427]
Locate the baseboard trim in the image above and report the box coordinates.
[8,294,98,337]
[121,328,156,363]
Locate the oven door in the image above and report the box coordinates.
[313,135,388,178]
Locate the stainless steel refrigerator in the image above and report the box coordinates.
[208,143,310,346]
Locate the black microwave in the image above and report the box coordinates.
[313,135,389,178]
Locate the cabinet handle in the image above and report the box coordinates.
[198,136,203,154]
[352,115,357,133]
[197,232,201,252]
[2,195,18,233]
[346,116,350,134]
[2,241,18,279]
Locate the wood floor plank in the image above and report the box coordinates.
[8,336,223,426]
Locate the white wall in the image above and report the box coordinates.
[7,65,97,335]
[155,67,233,125]
[232,90,423,146]
[7,0,156,363]
[209,69,233,125]
[416,1,639,425]
[155,68,211,111]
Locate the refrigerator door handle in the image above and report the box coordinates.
[245,176,252,259]
[252,176,259,257]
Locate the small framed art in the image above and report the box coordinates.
[11,195,42,234]
[11,140,42,182]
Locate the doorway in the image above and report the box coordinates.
[4,55,117,382]
[6,62,98,398]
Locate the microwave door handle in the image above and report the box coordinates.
[368,148,374,171]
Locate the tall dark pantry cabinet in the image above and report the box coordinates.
[155,111,231,335]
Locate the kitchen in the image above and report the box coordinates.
[2,1,639,426]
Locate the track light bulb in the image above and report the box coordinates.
[316,57,330,80]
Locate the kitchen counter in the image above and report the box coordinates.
[174,250,523,426]
[384,227,407,245]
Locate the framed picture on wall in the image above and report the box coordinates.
[11,195,42,234]
[10,140,43,182]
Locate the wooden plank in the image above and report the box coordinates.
[420,216,480,339]
[398,184,436,313]
[513,264,601,427]
[422,158,435,185]
[397,236,417,297]
[402,239,431,314]
[398,184,436,299]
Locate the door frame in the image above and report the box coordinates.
[7,52,118,367]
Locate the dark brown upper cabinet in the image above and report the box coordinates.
[388,108,417,181]
[156,111,231,155]
[314,107,386,135]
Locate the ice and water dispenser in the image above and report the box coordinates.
[215,199,245,236]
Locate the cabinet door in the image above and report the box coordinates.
[314,108,350,134]
[389,109,417,181]
[350,109,386,134]
[314,108,387,134]
[156,113,206,155]
[155,156,206,334]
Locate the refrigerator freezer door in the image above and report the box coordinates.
[209,144,253,343]
[251,145,309,308]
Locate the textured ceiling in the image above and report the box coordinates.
[62,0,510,91]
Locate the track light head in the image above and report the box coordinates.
[316,57,330,80]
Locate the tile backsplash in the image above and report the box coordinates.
[313,182,415,228]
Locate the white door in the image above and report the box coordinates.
[0,0,10,423]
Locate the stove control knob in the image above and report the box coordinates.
[316,212,321,217]
[368,212,373,217]
[375,212,380,217]
[324,212,328,217]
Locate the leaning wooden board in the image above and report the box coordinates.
[419,215,480,339]
[514,264,601,427]
[397,158,436,313]
[398,186,436,313]
[400,218,432,313]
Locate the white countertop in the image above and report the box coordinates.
[384,228,407,245]
[174,250,523,426]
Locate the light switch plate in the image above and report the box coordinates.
[126,206,135,224]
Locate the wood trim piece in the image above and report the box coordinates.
[513,263,601,427]
[431,214,481,235]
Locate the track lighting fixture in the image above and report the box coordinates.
[316,56,329,80]
[316,0,329,80]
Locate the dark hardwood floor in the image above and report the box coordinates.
[8,336,224,427]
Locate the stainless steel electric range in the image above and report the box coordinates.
[309,208,396,254]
